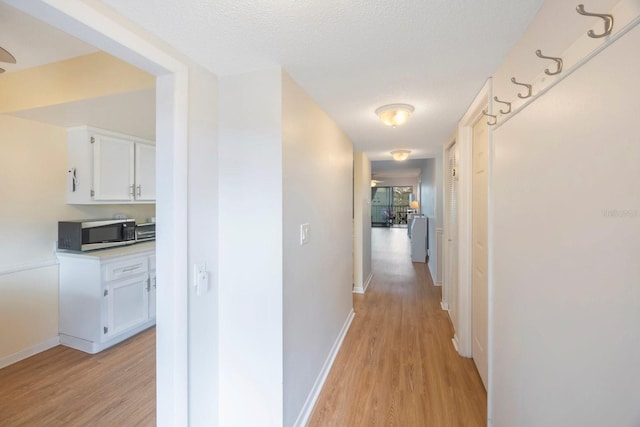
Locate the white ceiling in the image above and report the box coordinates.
[98,0,545,161]
[1,0,545,165]
[0,2,97,72]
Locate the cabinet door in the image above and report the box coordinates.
[104,274,149,339]
[135,142,156,201]
[93,134,135,201]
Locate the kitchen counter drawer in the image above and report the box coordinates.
[104,256,148,282]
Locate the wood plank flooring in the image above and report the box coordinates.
[308,227,487,426]
[0,327,155,426]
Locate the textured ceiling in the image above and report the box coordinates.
[1,0,545,163]
[99,0,544,161]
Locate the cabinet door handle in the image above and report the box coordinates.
[129,185,135,196]
[136,185,141,197]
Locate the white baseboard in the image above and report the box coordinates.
[452,335,460,354]
[60,320,155,354]
[0,336,60,369]
[440,302,449,311]
[352,272,373,294]
[293,308,355,427]
[363,272,373,293]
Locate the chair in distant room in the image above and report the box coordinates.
[399,212,408,225]
[384,208,395,227]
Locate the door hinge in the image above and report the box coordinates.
[90,136,95,144]
[103,289,108,297]
[104,326,108,334]
[91,190,95,197]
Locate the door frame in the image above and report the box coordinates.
[5,1,190,424]
[450,78,492,359]
[441,136,456,313]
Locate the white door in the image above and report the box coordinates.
[135,142,156,201]
[446,142,459,328]
[471,113,489,388]
[92,134,135,201]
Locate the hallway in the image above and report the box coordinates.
[308,227,486,426]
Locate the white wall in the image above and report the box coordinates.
[0,114,154,367]
[353,152,372,293]
[218,68,284,426]
[282,71,354,426]
[490,3,640,426]
[218,67,354,426]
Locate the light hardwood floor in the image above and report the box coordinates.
[308,227,487,426]
[0,327,155,426]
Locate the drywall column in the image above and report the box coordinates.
[186,65,219,426]
[353,152,372,293]
[420,158,439,280]
[218,68,284,426]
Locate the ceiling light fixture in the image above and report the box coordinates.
[0,45,17,74]
[375,103,414,127]
[391,149,411,161]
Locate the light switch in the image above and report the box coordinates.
[300,223,310,245]
[194,263,209,295]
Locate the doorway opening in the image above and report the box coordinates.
[2,0,190,423]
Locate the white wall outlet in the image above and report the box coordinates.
[300,223,310,245]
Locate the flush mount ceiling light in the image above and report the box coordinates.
[375,103,414,127]
[391,149,411,161]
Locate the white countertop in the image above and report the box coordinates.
[56,241,155,261]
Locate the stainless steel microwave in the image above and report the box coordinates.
[58,218,136,251]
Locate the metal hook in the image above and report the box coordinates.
[535,50,563,76]
[483,109,497,126]
[493,97,512,115]
[576,4,614,38]
[510,77,532,99]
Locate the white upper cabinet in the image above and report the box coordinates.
[93,134,135,201]
[134,142,156,201]
[67,126,155,204]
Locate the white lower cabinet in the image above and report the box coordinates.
[57,244,156,354]
[149,255,156,319]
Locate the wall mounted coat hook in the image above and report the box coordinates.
[493,96,512,114]
[483,109,497,126]
[510,77,533,99]
[576,4,614,38]
[535,50,563,75]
